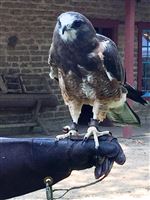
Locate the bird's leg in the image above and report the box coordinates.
[56,101,82,140]
[84,101,110,149]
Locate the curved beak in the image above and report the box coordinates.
[62,25,72,34]
[62,26,67,34]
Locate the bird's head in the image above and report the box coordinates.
[55,11,96,42]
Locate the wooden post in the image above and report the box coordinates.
[124,0,135,85]
[123,0,136,138]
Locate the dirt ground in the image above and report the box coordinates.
[10,125,150,200]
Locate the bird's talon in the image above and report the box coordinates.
[56,134,68,140]
[83,137,88,143]
[109,131,112,136]
[55,136,59,141]
[56,129,78,141]
[63,129,69,134]
[95,142,99,149]
[63,125,71,133]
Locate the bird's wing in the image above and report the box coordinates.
[48,43,58,80]
[96,34,125,83]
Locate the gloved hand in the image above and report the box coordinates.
[0,134,125,199]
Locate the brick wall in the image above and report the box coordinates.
[0,0,150,133]
[0,0,125,76]
[1,0,149,81]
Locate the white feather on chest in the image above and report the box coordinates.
[81,74,96,99]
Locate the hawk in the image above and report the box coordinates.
[48,11,147,148]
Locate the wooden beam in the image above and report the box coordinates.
[0,122,37,128]
[123,0,136,138]
[124,0,135,85]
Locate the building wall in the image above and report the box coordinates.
[0,0,150,131]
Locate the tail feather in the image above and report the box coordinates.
[107,102,141,127]
[124,83,147,105]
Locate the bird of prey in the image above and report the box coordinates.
[48,11,147,148]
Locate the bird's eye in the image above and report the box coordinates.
[72,20,83,28]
